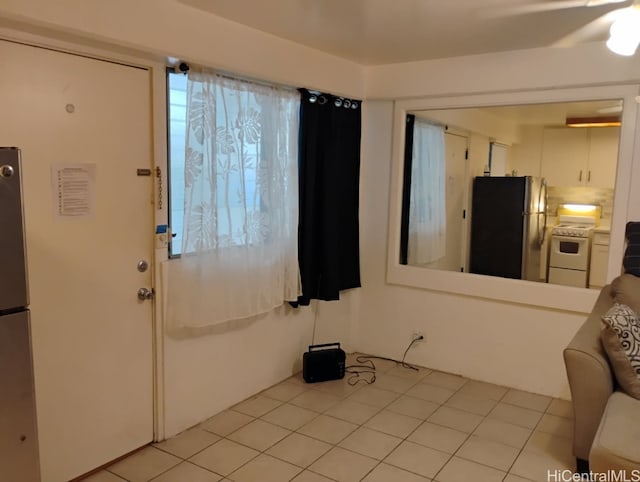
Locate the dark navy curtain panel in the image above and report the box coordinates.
[624,221,640,276]
[400,114,415,266]
[295,88,362,305]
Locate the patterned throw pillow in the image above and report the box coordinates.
[601,303,640,399]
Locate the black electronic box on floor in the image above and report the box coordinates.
[302,342,346,383]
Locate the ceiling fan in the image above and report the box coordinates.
[603,0,640,55]
[494,0,640,55]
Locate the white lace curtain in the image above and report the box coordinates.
[408,119,446,265]
[166,68,300,328]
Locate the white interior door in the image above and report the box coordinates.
[0,40,154,482]
[429,132,467,271]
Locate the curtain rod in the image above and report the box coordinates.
[170,62,359,101]
[304,89,362,103]
[413,116,445,129]
[490,141,510,148]
[445,130,468,140]
[169,61,298,93]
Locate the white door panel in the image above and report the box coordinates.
[0,40,154,481]
[426,133,467,271]
[445,133,468,272]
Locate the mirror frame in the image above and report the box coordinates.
[386,84,640,313]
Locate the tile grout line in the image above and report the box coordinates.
[438,384,514,482]
[350,361,433,481]
[104,446,183,482]
[429,380,556,481]
[279,362,432,480]
[114,358,573,482]
[497,394,563,482]
[363,371,494,480]
[200,375,395,480]
[425,376,485,482]
[296,368,511,480]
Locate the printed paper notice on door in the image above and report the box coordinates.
[52,163,96,219]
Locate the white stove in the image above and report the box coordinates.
[551,215,597,238]
[548,215,597,288]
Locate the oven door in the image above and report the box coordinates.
[549,235,590,271]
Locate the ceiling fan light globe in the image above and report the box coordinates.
[606,11,640,56]
[606,34,640,55]
[609,11,640,34]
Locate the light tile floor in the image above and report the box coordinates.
[83,354,575,482]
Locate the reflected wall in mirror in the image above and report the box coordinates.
[400,99,622,289]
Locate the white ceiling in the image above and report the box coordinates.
[178,0,632,65]
[481,99,623,125]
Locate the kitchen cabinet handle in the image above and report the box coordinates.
[588,170,591,182]
[579,170,583,182]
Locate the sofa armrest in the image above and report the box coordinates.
[563,285,615,462]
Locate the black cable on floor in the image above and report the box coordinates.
[345,363,376,385]
[344,336,424,386]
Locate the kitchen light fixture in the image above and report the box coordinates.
[562,204,598,213]
[606,5,640,56]
[566,116,621,127]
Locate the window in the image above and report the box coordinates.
[167,71,187,255]
[401,115,447,266]
[167,71,297,256]
[165,67,301,326]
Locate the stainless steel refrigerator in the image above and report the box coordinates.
[469,176,547,281]
[0,147,41,482]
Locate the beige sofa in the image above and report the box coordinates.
[563,275,640,473]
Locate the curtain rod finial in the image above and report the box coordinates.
[175,62,190,75]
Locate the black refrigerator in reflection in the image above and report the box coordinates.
[469,176,547,281]
[0,147,41,482]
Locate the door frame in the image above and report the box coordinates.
[0,28,168,443]
[443,128,470,273]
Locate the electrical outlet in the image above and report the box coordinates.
[411,332,425,345]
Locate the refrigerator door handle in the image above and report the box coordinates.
[537,179,548,246]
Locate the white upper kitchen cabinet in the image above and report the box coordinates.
[540,126,619,188]
[541,127,589,187]
[587,127,619,189]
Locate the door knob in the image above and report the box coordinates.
[137,288,154,301]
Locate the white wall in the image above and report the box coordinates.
[0,0,364,98]
[6,0,640,444]
[0,1,363,442]
[358,46,640,399]
[468,134,491,179]
[359,101,585,399]
[365,42,640,99]
[511,126,545,177]
[419,109,520,146]
[162,295,356,436]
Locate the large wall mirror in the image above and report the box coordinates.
[387,85,639,313]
